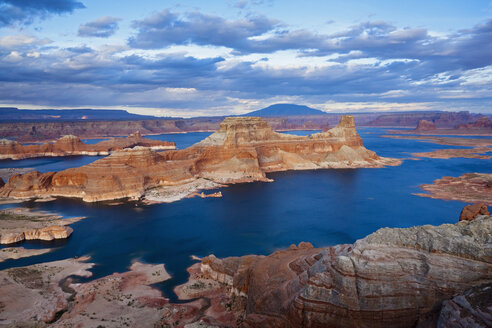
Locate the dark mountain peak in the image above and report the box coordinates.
[243,103,326,117]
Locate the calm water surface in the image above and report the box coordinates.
[0,128,491,300]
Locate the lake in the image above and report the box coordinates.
[0,128,490,301]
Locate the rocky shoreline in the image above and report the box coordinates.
[0,206,489,327]
[416,173,492,205]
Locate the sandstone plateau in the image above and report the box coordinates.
[0,116,401,203]
[416,173,492,205]
[0,210,489,327]
[0,131,175,160]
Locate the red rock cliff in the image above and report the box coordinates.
[0,116,400,202]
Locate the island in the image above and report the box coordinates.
[416,173,492,205]
[0,115,401,203]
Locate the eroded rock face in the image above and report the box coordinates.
[0,131,175,160]
[437,284,492,328]
[460,203,490,221]
[197,216,492,328]
[0,116,400,203]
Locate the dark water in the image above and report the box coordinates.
[0,128,491,301]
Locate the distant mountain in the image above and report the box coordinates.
[0,108,161,122]
[243,104,327,117]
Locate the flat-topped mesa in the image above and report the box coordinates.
[0,116,400,203]
[414,119,436,131]
[0,133,175,160]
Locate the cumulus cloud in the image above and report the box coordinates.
[0,8,491,114]
[0,0,85,27]
[78,16,121,38]
[128,9,278,50]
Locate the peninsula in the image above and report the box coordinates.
[0,116,401,203]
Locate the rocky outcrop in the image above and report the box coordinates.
[457,116,492,130]
[0,116,401,203]
[437,284,492,328]
[416,173,492,205]
[195,216,492,328]
[0,131,175,160]
[0,207,84,244]
[414,119,436,131]
[460,203,490,221]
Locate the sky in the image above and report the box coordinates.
[0,0,491,117]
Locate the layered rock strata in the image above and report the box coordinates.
[0,131,175,160]
[195,215,492,327]
[416,173,492,205]
[0,116,400,203]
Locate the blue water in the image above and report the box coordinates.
[0,128,490,301]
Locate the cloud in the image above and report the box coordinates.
[0,0,85,27]
[128,9,278,50]
[0,9,491,115]
[78,16,121,38]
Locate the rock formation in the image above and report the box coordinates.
[0,210,490,327]
[414,119,436,131]
[437,284,492,328]
[457,116,492,130]
[389,115,492,136]
[416,173,492,205]
[459,203,490,221]
[0,207,84,244]
[0,131,175,160]
[0,116,401,203]
[194,215,492,328]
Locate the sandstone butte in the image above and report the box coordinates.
[0,131,176,160]
[0,115,401,202]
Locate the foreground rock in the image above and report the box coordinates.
[0,214,490,327]
[0,257,94,325]
[0,116,401,203]
[0,131,175,160]
[460,203,490,221]
[190,216,492,327]
[416,173,492,205]
[0,207,84,244]
[437,284,492,328]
